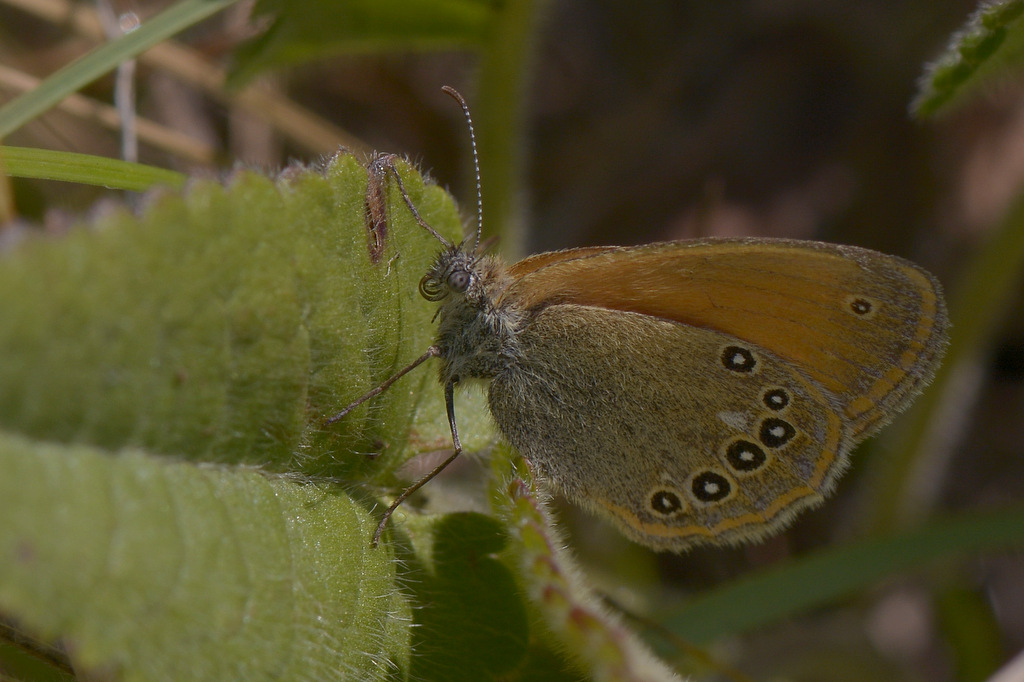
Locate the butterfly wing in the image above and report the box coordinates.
[489,303,848,550]
[502,238,948,439]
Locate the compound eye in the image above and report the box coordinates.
[447,269,471,292]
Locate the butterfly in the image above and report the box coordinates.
[327,87,949,552]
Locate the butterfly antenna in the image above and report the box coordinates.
[441,86,483,254]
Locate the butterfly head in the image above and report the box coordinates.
[419,244,477,302]
[417,86,494,310]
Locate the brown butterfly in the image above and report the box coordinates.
[327,87,949,551]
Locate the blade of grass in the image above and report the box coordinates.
[0,0,238,138]
[0,64,215,164]
[663,506,1024,644]
[0,146,186,191]
[5,0,357,157]
[473,0,547,258]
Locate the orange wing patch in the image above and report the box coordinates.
[501,239,947,437]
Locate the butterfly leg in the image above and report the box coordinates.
[323,346,441,426]
[371,379,464,547]
[368,153,453,247]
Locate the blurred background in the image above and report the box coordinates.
[3,0,1023,680]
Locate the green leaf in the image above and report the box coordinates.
[912,0,1024,117]
[230,0,497,84]
[0,152,490,478]
[401,512,531,680]
[0,152,519,678]
[0,432,411,679]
